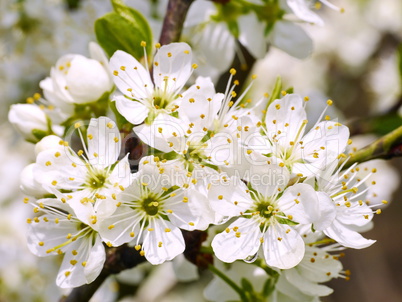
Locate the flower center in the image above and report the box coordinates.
[85,168,108,190]
[141,196,160,216]
[253,200,275,219]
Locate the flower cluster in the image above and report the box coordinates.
[11,38,389,302]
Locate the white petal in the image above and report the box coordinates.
[87,117,121,168]
[265,94,307,147]
[34,148,86,191]
[142,220,185,265]
[114,93,149,125]
[134,114,186,152]
[98,206,141,247]
[263,223,304,269]
[27,207,79,257]
[248,163,290,197]
[208,176,252,217]
[301,121,349,170]
[324,219,376,249]
[172,254,199,282]
[66,56,112,104]
[278,183,321,225]
[283,269,333,297]
[153,42,193,94]
[270,21,313,59]
[298,246,343,283]
[238,13,267,59]
[56,232,105,288]
[287,0,325,26]
[35,135,64,156]
[188,22,235,79]
[109,50,154,99]
[212,217,261,263]
[313,191,336,230]
[83,234,107,283]
[177,76,221,132]
[20,164,49,197]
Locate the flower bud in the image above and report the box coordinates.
[20,163,48,198]
[40,42,113,105]
[8,104,50,142]
[35,135,65,156]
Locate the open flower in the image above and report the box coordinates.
[110,42,197,126]
[248,94,350,178]
[98,156,207,265]
[209,164,334,269]
[312,161,377,249]
[31,117,131,226]
[26,199,105,288]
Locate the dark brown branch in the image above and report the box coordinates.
[159,0,194,45]
[215,41,257,95]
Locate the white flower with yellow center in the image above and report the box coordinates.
[110,42,198,126]
[97,156,207,265]
[312,161,378,249]
[209,164,335,269]
[249,94,350,178]
[152,71,259,171]
[31,117,131,226]
[26,199,105,288]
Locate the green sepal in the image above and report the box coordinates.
[241,277,255,293]
[276,215,299,226]
[31,129,49,142]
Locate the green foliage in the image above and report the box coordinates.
[95,0,152,60]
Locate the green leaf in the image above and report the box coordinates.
[95,2,152,60]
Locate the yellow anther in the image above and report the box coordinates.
[107,122,113,129]
[140,41,146,47]
[164,228,171,232]
[192,63,198,69]
[74,122,81,129]
[26,97,35,104]
[120,66,126,71]
[230,68,236,75]
[327,99,333,106]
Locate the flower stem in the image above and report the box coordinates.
[159,0,194,45]
[208,264,248,302]
[340,125,402,169]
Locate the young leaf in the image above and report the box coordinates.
[95,4,152,60]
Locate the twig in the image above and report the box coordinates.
[159,0,194,45]
[340,126,402,169]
